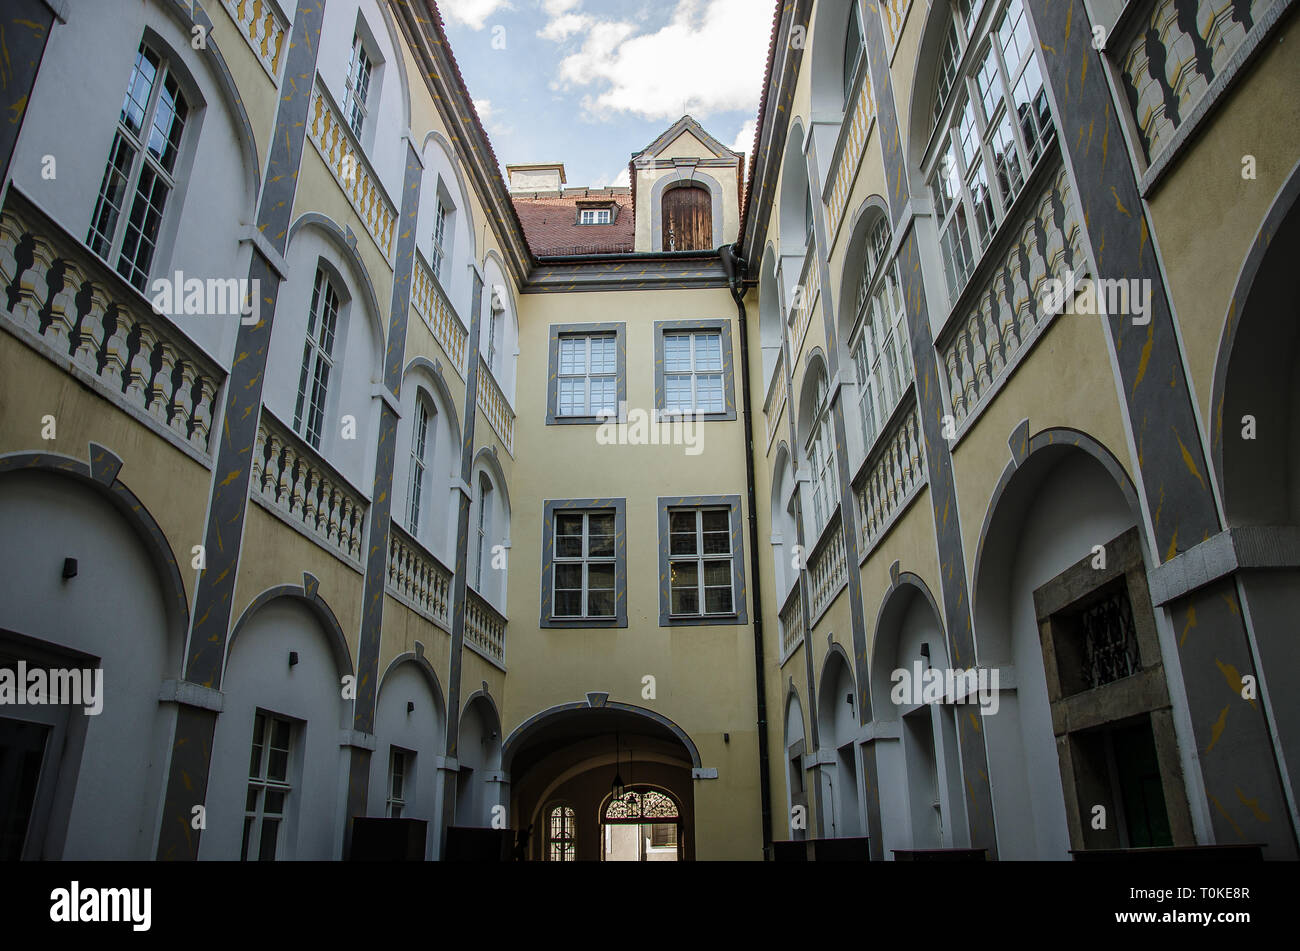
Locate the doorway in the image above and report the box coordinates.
[599,787,682,862]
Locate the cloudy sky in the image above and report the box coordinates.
[437,0,773,189]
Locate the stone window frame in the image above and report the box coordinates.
[653,319,738,422]
[545,322,627,425]
[540,498,627,629]
[1032,526,1194,851]
[656,495,748,627]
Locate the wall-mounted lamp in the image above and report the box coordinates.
[407,701,415,714]
[288,651,299,668]
[724,732,730,744]
[920,643,930,669]
[62,558,77,580]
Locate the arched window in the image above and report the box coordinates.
[293,266,342,450]
[662,185,712,251]
[927,0,1056,295]
[805,369,838,535]
[88,40,191,292]
[843,2,864,107]
[406,393,436,536]
[547,803,576,861]
[849,217,912,451]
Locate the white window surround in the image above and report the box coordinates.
[848,217,913,455]
[293,266,343,452]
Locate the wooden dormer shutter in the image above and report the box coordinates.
[662,185,712,251]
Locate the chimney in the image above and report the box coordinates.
[506,163,567,193]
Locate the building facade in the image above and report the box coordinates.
[0,0,1296,861]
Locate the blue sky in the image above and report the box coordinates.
[437,0,774,188]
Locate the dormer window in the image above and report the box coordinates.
[580,208,612,225]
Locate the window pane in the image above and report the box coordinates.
[588,590,615,618]
[694,334,723,371]
[557,378,584,417]
[121,46,159,137]
[258,818,279,861]
[664,375,693,412]
[587,563,615,591]
[554,590,582,617]
[703,560,731,585]
[664,335,692,371]
[555,564,583,589]
[695,374,724,413]
[671,587,699,615]
[558,337,585,374]
[590,335,617,373]
[670,560,698,590]
[704,587,734,614]
[590,377,617,417]
[701,510,730,534]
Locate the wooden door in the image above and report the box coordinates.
[662,186,712,251]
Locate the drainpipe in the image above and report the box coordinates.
[719,241,774,860]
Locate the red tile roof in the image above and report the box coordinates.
[511,190,636,256]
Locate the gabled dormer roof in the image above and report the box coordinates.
[632,114,743,162]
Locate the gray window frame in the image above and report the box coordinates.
[541,499,627,628]
[656,495,748,627]
[653,320,737,422]
[546,323,628,425]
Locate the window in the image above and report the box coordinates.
[548,804,575,861]
[579,208,612,224]
[927,0,1056,296]
[655,322,736,421]
[431,200,448,281]
[849,217,913,451]
[805,371,838,535]
[661,185,712,251]
[342,32,374,139]
[243,712,292,861]
[293,267,341,450]
[664,332,724,415]
[407,395,434,535]
[650,823,678,848]
[552,510,617,619]
[88,42,190,293]
[486,306,500,372]
[474,474,493,591]
[387,748,409,818]
[668,507,735,617]
[542,500,627,628]
[843,2,864,108]
[547,324,626,425]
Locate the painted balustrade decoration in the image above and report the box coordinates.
[250,410,368,563]
[808,517,848,623]
[466,587,506,664]
[779,583,804,658]
[1118,0,1277,168]
[220,0,288,79]
[881,0,914,49]
[477,359,515,455]
[825,61,875,237]
[0,189,222,460]
[386,521,453,629]
[939,161,1088,429]
[411,250,468,375]
[306,80,398,261]
[857,396,926,553]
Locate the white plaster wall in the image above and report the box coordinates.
[0,471,180,859]
[318,0,408,200]
[978,453,1134,858]
[369,662,445,858]
[10,0,257,368]
[416,137,477,322]
[265,225,382,493]
[201,598,351,860]
[456,699,501,826]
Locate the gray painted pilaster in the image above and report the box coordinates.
[438,267,485,851]
[1029,0,1297,855]
[156,0,327,861]
[344,140,424,853]
[862,0,999,857]
[0,2,56,188]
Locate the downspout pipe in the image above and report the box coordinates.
[720,241,775,859]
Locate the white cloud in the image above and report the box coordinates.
[439,0,512,30]
[474,98,494,121]
[591,166,632,189]
[545,0,771,123]
[730,118,756,157]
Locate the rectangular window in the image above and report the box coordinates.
[663,332,724,415]
[242,712,293,861]
[556,333,618,419]
[542,500,627,628]
[650,823,678,848]
[407,398,432,535]
[668,507,734,617]
[432,200,448,281]
[552,510,617,619]
[657,496,747,626]
[88,42,189,293]
[387,748,409,819]
[293,267,341,450]
[343,33,373,139]
[579,208,612,224]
